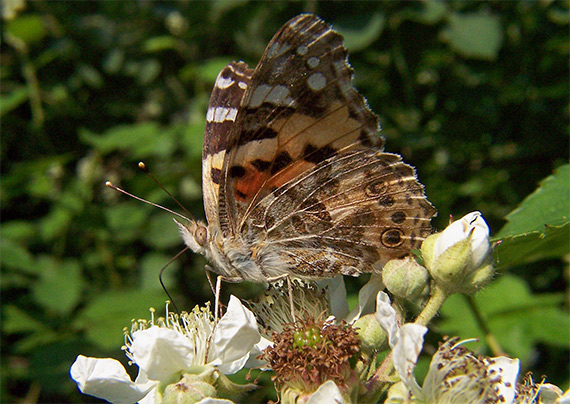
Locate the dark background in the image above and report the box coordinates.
[2,1,568,402]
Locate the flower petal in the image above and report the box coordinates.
[196,398,236,404]
[433,211,490,266]
[346,273,384,323]
[485,357,519,404]
[374,291,399,348]
[467,213,491,268]
[306,380,345,404]
[318,275,349,320]
[70,355,156,404]
[212,295,261,374]
[244,335,273,369]
[392,324,426,398]
[130,326,196,380]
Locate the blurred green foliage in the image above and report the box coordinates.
[1,1,568,402]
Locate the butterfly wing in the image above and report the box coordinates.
[202,62,253,228]
[246,149,436,277]
[218,14,382,235]
[206,14,435,280]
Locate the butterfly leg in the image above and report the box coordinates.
[204,265,243,321]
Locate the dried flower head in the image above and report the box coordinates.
[262,316,360,393]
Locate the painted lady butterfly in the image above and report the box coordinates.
[176,14,436,283]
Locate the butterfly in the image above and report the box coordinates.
[176,14,436,284]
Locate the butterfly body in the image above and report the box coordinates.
[177,14,436,283]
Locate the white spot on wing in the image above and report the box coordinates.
[307,72,327,91]
[238,81,247,90]
[267,42,292,59]
[215,75,234,89]
[267,85,294,106]
[207,107,238,123]
[307,56,320,69]
[213,107,238,123]
[206,107,214,122]
[248,84,272,108]
[296,45,309,55]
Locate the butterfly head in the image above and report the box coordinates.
[174,218,209,255]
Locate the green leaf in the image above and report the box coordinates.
[335,13,385,52]
[77,64,104,89]
[3,305,48,334]
[439,274,570,364]
[142,213,184,249]
[444,11,503,60]
[32,256,83,315]
[38,206,73,241]
[76,289,168,350]
[194,58,234,83]
[104,202,149,243]
[80,122,177,159]
[143,36,180,53]
[1,220,36,241]
[407,0,448,25]
[0,86,29,117]
[494,164,570,269]
[5,14,47,44]
[497,164,570,236]
[140,252,179,291]
[494,223,569,270]
[0,238,37,275]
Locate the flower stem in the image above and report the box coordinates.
[360,352,395,403]
[465,294,505,356]
[414,285,448,326]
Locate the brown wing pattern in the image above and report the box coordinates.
[244,149,436,277]
[218,14,383,235]
[202,62,253,228]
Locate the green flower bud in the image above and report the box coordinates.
[382,257,430,301]
[353,313,388,355]
[421,212,494,295]
[384,381,410,404]
[161,367,217,404]
[161,365,255,404]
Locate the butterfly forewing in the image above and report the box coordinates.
[218,14,384,234]
[203,62,253,229]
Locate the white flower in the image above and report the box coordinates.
[432,211,491,269]
[376,291,520,404]
[375,291,427,394]
[320,273,384,324]
[421,211,494,294]
[70,296,265,404]
[306,380,346,404]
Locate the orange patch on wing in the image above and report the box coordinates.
[267,160,316,189]
[234,168,270,202]
[234,160,316,203]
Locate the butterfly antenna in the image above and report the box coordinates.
[105,181,192,223]
[159,247,190,314]
[138,162,195,220]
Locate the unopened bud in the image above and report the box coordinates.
[421,212,494,294]
[382,257,429,301]
[353,314,388,355]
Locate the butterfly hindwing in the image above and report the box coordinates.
[244,149,436,277]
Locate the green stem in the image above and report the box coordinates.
[465,294,505,356]
[6,33,44,129]
[360,352,395,403]
[414,285,448,326]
